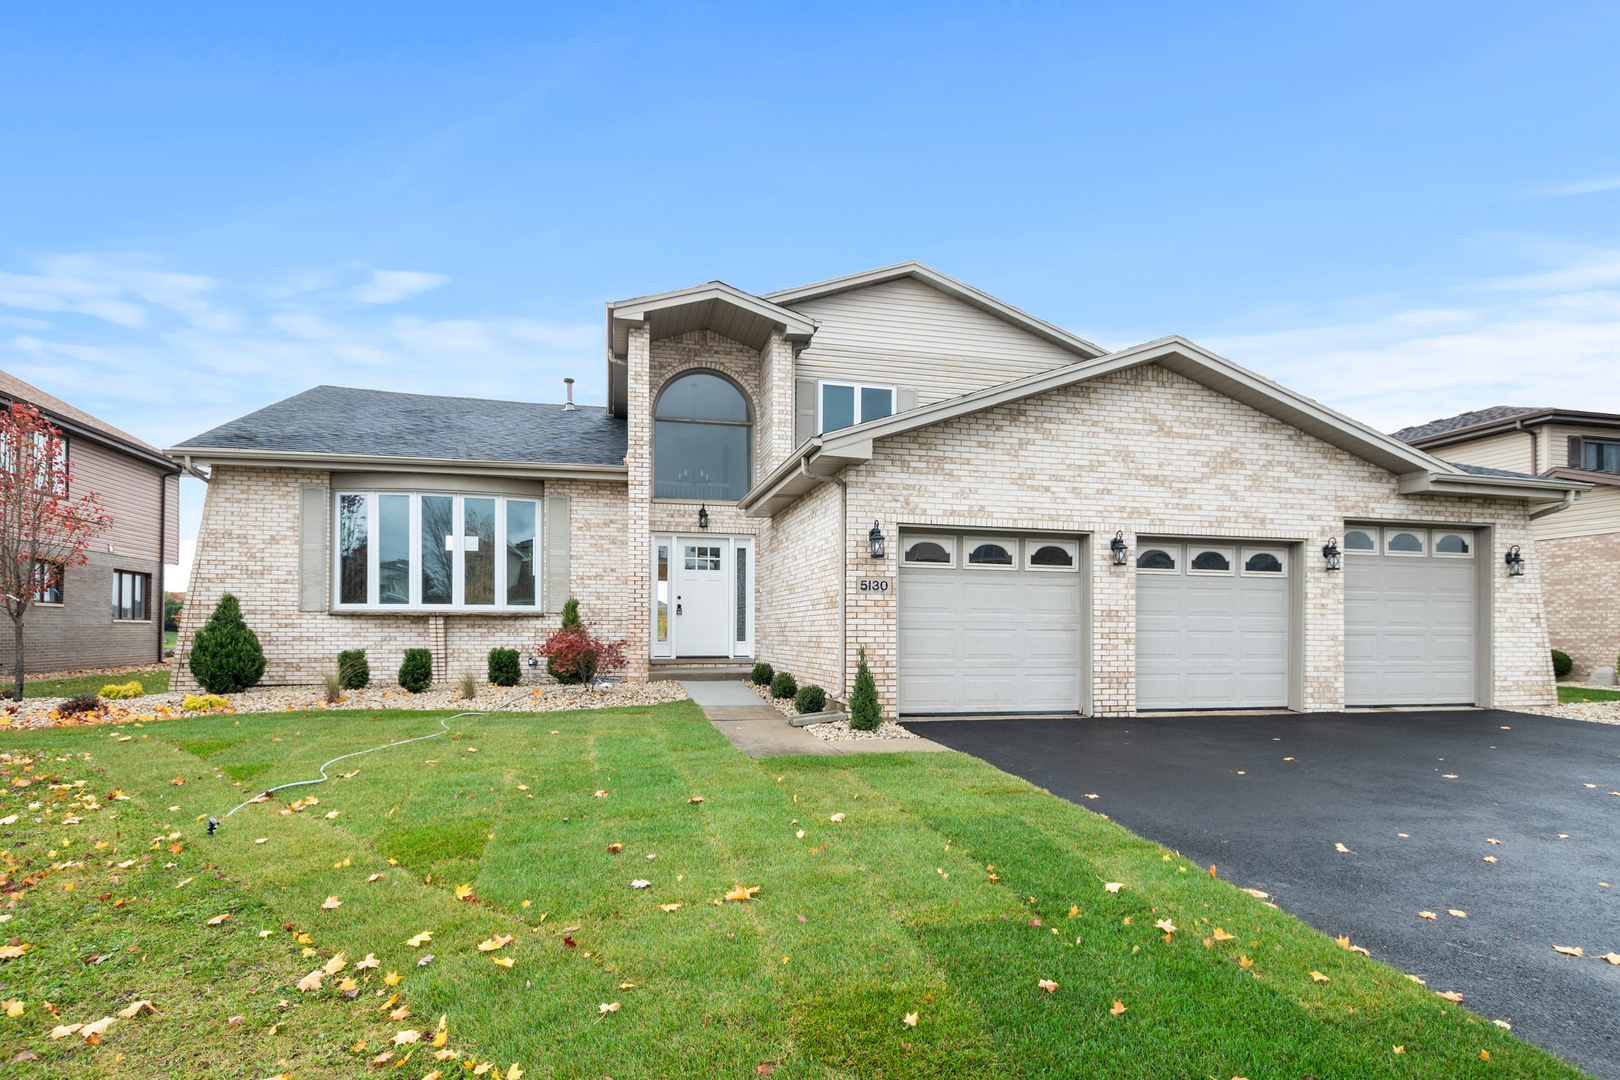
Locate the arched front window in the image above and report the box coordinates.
[654,372,752,501]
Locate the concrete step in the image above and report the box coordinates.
[648,660,756,682]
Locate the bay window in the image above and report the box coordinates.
[334,491,540,610]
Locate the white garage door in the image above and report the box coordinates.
[1345,526,1477,706]
[898,533,1083,715]
[1135,541,1291,710]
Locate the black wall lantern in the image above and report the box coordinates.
[1322,537,1342,571]
[1505,544,1524,576]
[869,520,886,559]
[1110,531,1128,566]
[697,504,709,530]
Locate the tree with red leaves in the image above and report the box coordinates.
[535,618,627,688]
[0,404,112,700]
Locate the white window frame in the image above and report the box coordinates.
[817,380,897,434]
[1432,530,1475,559]
[963,536,1019,571]
[1342,528,1379,555]
[901,534,956,568]
[1025,538,1079,572]
[1186,546,1237,576]
[332,491,541,611]
[1240,547,1288,577]
[1384,529,1428,557]
[1135,545,1181,574]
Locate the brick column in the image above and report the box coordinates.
[1092,531,1135,715]
[758,330,797,473]
[624,325,652,680]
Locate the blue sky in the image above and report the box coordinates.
[3,2,1619,584]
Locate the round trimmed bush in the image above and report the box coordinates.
[794,684,826,714]
[399,648,433,693]
[769,671,797,700]
[488,647,522,687]
[188,593,266,695]
[751,661,774,686]
[338,648,370,690]
[1552,649,1573,678]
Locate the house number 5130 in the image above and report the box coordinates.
[858,578,891,593]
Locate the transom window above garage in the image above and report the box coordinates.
[1343,527,1474,558]
[902,536,955,567]
[1188,547,1235,575]
[966,538,1016,568]
[1136,548,1177,572]
[1027,540,1077,571]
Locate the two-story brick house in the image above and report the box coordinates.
[0,369,180,675]
[170,262,1582,715]
[1396,406,1620,683]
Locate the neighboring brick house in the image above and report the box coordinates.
[1395,407,1620,682]
[170,262,1583,715]
[0,369,180,675]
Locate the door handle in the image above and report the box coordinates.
[676,603,683,615]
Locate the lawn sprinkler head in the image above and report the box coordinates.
[207,816,219,836]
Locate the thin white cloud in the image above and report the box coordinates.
[1536,175,1620,198]
[352,270,450,304]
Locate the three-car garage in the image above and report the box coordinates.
[895,526,1485,716]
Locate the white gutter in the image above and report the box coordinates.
[165,447,628,483]
[1529,489,1578,520]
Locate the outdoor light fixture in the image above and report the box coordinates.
[869,520,886,559]
[1322,537,1342,571]
[1505,544,1524,576]
[697,504,709,530]
[1110,531,1128,565]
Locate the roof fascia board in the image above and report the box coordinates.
[165,447,628,483]
[0,394,178,473]
[605,282,815,359]
[1396,470,1590,500]
[1539,466,1620,488]
[763,261,1107,360]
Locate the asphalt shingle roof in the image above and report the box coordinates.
[1392,406,1546,444]
[173,385,627,466]
[1446,461,1545,480]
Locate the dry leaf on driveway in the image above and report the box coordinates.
[1436,990,1464,1002]
[1417,911,1438,920]
[1553,946,1584,957]
[1239,888,1270,899]
[1334,843,1356,854]
[1448,909,1467,918]
[1483,856,1498,863]
[1486,838,1501,845]
[1600,953,1620,965]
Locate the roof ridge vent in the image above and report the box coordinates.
[563,377,577,411]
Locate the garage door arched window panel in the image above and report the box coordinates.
[965,537,1017,569]
[1241,548,1287,576]
[1343,529,1377,553]
[1433,531,1474,558]
[902,536,955,567]
[1385,530,1427,556]
[653,372,753,502]
[1136,547,1178,572]
[1026,539,1078,572]
[1188,547,1235,575]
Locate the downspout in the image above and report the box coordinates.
[181,455,211,484]
[1529,489,1576,520]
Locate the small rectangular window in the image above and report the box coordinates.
[464,498,496,605]
[819,381,896,433]
[505,500,536,606]
[112,570,148,620]
[338,493,368,604]
[32,561,63,604]
[1583,440,1620,473]
[736,547,748,642]
[421,495,454,605]
[656,544,669,642]
[378,494,410,604]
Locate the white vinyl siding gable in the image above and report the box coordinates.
[787,277,1081,406]
[1432,429,1536,474]
[1532,482,1620,540]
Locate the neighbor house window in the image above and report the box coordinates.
[112,570,148,620]
[335,492,540,610]
[1583,440,1620,473]
[654,372,752,501]
[819,381,894,434]
[32,561,63,604]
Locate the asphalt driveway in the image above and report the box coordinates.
[912,709,1620,1078]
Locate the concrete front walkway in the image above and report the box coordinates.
[681,681,950,757]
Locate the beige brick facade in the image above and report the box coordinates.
[1540,530,1620,680]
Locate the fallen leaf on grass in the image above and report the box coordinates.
[384,971,402,986]
[902,1012,918,1027]
[1393,1046,1405,1054]
[366,873,384,882]
[394,1029,421,1045]
[593,790,609,798]
[296,970,324,992]
[1418,911,1437,920]
[1212,928,1235,941]
[598,1002,620,1014]
[1494,1019,1512,1029]
[1553,946,1584,957]
[206,913,231,926]
[258,930,273,938]
[371,1050,394,1065]
[454,885,475,901]
[50,1023,83,1039]
[1037,979,1058,993]
[2,1000,22,1017]
[321,896,342,910]
[606,843,623,853]
[1109,999,1126,1015]
[116,1000,156,1018]
[322,952,347,975]
[660,903,681,912]
[829,813,845,823]
[687,795,704,803]
[0,945,30,960]
[630,879,651,889]
[725,885,761,902]
[1309,971,1330,983]
[1103,882,1123,893]
[1239,888,1270,899]
[418,954,435,967]
[254,838,267,845]
[1154,919,1177,933]
[478,934,515,952]
[1437,990,1464,1002]
[390,1004,411,1021]
[407,931,433,947]
[1238,955,1254,969]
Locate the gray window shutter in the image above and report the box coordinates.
[544,492,570,613]
[298,485,328,612]
[1569,435,1584,468]
[795,378,817,445]
[896,387,918,413]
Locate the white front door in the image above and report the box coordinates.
[649,535,753,660]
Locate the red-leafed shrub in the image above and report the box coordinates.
[536,624,626,687]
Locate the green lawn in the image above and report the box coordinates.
[1558,685,1620,703]
[19,668,171,700]
[164,631,177,652]
[0,703,1585,1078]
